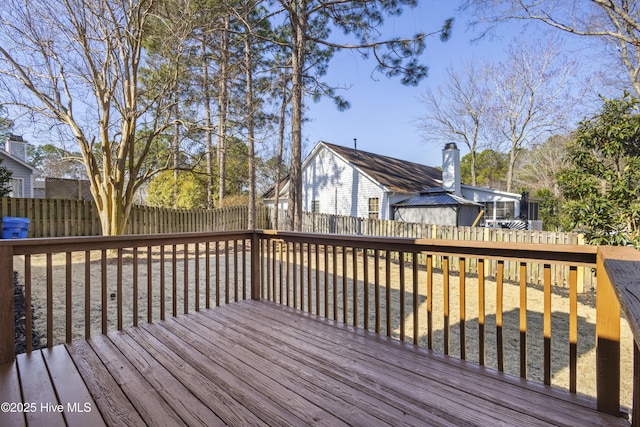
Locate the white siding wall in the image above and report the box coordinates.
[394,206,458,225]
[461,186,522,219]
[302,146,389,219]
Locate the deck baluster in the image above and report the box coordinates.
[134,247,139,326]
[65,251,72,343]
[386,252,391,337]
[544,263,552,385]
[497,260,504,372]
[172,245,177,317]
[84,251,90,339]
[399,251,405,342]
[459,257,466,360]
[570,265,578,393]
[478,258,485,366]
[519,261,527,379]
[160,246,165,320]
[374,249,380,334]
[445,256,452,354]
[24,254,32,351]
[183,244,188,314]
[147,246,153,323]
[427,254,433,350]
[353,247,358,327]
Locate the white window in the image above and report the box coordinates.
[10,178,24,198]
[368,198,379,219]
[529,202,539,220]
[311,200,320,213]
[495,201,515,220]
[485,201,515,220]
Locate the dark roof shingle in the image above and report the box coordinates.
[262,141,442,199]
[323,142,441,192]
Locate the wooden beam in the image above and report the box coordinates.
[0,245,15,364]
[596,246,624,416]
[251,232,261,300]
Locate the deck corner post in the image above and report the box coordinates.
[251,231,261,300]
[0,245,15,364]
[596,246,621,416]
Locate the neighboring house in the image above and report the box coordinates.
[393,143,542,229]
[263,141,541,229]
[263,141,442,220]
[0,134,41,198]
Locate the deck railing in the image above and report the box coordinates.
[0,231,259,359]
[256,231,640,424]
[1,230,640,423]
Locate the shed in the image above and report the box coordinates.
[392,188,483,227]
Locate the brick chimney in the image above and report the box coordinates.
[442,142,461,195]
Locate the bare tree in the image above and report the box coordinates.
[514,134,573,197]
[0,0,185,235]
[417,61,491,186]
[486,39,578,192]
[463,0,640,96]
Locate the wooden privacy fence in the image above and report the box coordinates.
[2,198,592,289]
[271,209,592,291]
[0,197,270,237]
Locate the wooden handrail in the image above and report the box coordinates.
[0,230,255,255]
[259,230,599,266]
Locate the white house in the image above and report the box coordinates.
[263,141,541,228]
[393,143,541,229]
[0,135,41,198]
[263,141,442,220]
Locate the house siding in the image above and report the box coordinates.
[393,204,481,226]
[302,146,389,219]
[461,186,522,219]
[0,152,34,198]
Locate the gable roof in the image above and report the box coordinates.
[262,141,443,200]
[322,142,441,193]
[0,148,41,175]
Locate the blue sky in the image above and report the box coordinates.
[302,1,604,168]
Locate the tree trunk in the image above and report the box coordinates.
[470,149,477,187]
[244,35,256,229]
[274,70,288,230]
[506,139,517,193]
[217,15,230,204]
[287,3,306,231]
[172,106,180,209]
[202,39,214,209]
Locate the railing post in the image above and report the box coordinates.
[0,245,15,363]
[596,247,621,416]
[251,231,261,300]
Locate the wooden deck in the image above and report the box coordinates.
[0,300,630,426]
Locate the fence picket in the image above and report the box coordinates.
[1,197,270,237]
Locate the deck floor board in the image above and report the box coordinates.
[1,300,631,426]
[209,302,559,427]
[235,300,616,427]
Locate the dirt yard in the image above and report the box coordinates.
[13,245,635,410]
